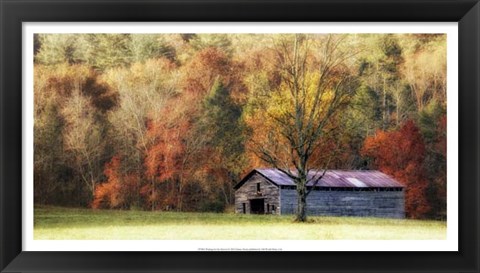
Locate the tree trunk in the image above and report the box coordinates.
[90,179,96,203]
[295,179,307,222]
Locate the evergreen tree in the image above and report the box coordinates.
[130,34,176,63]
[200,78,247,204]
[35,34,81,65]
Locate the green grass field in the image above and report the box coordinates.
[34,206,446,240]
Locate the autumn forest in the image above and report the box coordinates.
[34,33,447,220]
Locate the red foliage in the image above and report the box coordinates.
[361,120,431,218]
[433,115,447,216]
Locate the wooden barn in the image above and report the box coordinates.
[234,168,405,218]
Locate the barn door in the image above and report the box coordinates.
[250,199,265,214]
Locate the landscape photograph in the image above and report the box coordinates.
[33,33,448,241]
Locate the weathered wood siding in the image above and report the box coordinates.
[280,189,405,218]
[235,173,280,214]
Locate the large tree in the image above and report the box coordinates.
[252,34,358,222]
[61,87,108,201]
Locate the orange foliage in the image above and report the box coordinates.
[361,120,431,218]
[182,47,246,99]
[144,100,191,180]
[142,95,194,209]
[241,49,282,89]
[92,156,140,209]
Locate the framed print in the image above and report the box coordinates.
[1,0,479,272]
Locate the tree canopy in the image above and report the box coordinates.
[34,33,447,219]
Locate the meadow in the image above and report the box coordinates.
[34,206,446,240]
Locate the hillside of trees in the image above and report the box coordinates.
[34,33,447,219]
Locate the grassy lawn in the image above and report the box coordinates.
[34,206,446,240]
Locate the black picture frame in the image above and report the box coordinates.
[1,0,479,272]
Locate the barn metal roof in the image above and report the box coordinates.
[234,168,404,189]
